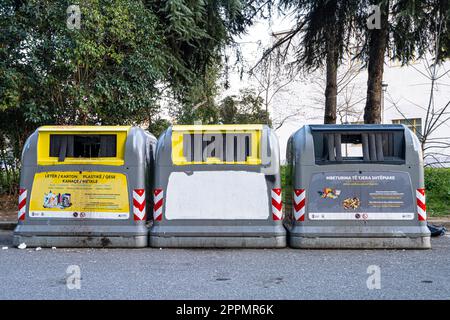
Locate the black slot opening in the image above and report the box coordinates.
[182,132,253,163]
[50,134,117,161]
[313,130,405,164]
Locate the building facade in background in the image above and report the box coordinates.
[272,58,450,167]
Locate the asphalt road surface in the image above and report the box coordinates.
[0,230,449,300]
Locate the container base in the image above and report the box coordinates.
[150,235,286,248]
[289,236,431,249]
[13,235,148,248]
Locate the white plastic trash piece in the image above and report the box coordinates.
[51,247,57,250]
[18,243,27,250]
[1,246,8,250]
[35,247,42,251]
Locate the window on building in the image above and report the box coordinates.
[392,118,422,139]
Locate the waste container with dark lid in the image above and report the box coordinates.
[149,124,286,248]
[284,124,431,249]
[13,126,157,248]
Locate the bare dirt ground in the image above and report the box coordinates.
[0,194,16,221]
[0,211,16,221]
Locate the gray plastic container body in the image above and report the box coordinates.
[13,126,157,248]
[284,124,431,249]
[149,126,286,248]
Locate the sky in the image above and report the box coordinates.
[222,14,318,162]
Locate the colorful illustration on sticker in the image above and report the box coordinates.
[318,188,341,199]
[43,191,72,209]
[343,197,361,210]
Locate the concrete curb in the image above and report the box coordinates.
[0,221,16,231]
[0,220,448,231]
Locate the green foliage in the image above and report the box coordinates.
[148,118,172,139]
[1,0,172,129]
[0,0,255,127]
[352,0,450,65]
[154,0,253,87]
[280,164,293,221]
[157,0,256,122]
[388,0,450,64]
[218,89,272,125]
[0,0,255,194]
[275,0,450,70]
[171,64,221,124]
[425,168,450,216]
[278,0,360,72]
[272,1,450,124]
[173,86,272,126]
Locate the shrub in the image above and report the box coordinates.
[425,168,450,216]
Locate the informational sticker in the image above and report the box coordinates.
[308,171,414,220]
[29,171,129,219]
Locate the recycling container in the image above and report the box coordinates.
[13,126,156,247]
[284,124,431,249]
[149,124,286,248]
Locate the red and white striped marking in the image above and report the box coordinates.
[293,189,306,221]
[153,188,164,221]
[18,188,27,221]
[416,188,427,221]
[133,189,146,221]
[271,188,282,220]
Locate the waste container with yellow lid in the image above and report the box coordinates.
[13,125,156,247]
[149,124,286,248]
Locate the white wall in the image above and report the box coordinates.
[271,59,450,165]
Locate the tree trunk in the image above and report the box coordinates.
[324,32,338,124]
[364,1,389,124]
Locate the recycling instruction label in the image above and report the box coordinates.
[308,171,415,220]
[29,171,129,219]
